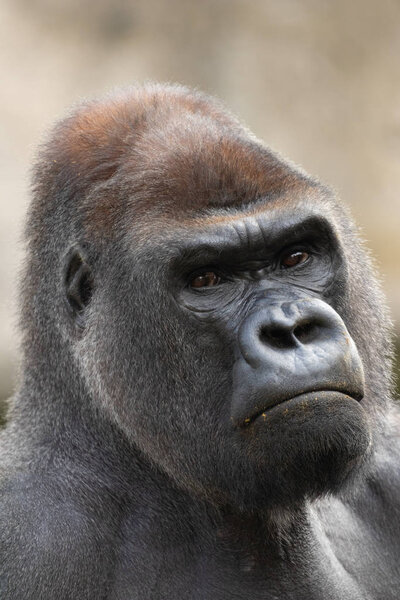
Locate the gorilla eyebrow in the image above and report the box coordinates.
[174,213,335,266]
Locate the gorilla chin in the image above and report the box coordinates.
[230,391,372,511]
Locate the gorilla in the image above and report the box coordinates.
[0,83,399,600]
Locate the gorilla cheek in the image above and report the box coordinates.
[76,310,229,482]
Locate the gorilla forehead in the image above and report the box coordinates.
[131,195,338,265]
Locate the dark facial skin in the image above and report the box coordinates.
[0,84,399,600]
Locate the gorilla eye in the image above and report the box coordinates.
[280,250,309,269]
[190,271,221,288]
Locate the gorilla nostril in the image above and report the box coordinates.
[259,317,324,350]
[259,326,294,349]
[293,320,319,344]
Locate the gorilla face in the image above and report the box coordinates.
[70,195,371,512]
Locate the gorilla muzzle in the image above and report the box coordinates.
[231,297,365,427]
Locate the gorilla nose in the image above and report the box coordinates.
[231,299,365,426]
[241,300,341,366]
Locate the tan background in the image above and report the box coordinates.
[1,0,399,406]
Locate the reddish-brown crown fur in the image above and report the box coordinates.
[33,83,315,238]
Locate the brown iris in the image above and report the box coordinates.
[190,271,220,288]
[281,250,309,268]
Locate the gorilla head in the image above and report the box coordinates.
[23,84,392,514]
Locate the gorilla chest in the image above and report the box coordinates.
[108,556,367,600]
[108,530,370,600]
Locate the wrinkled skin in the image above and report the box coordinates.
[0,84,399,599]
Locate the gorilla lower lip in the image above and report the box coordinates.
[241,389,363,427]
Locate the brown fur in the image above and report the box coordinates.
[33,83,315,240]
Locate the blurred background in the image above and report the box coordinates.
[1,0,399,424]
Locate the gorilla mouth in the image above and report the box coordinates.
[241,388,364,428]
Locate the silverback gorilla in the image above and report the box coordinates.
[0,84,399,599]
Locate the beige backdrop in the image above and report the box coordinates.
[1,0,399,402]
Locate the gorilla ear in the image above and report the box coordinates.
[64,247,94,328]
